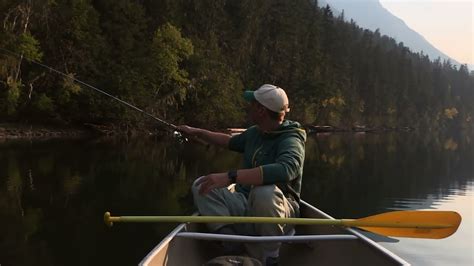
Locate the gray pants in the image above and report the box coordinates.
[192,177,299,262]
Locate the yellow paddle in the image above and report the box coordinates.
[103,210,461,239]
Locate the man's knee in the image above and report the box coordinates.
[191,176,204,196]
[249,185,284,213]
[250,185,278,200]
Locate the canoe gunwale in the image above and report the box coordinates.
[139,222,187,266]
[175,232,358,242]
[300,200,409,266]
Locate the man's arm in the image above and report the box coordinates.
[177,125,231,148]
[195,167,263,195]
[235,167,263,185]
[196,136,304,195]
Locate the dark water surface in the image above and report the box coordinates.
[0,132,472,265]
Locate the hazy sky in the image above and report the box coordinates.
[379,0,473,66]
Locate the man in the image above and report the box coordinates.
[178,84,306,265]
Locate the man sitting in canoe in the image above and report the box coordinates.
[178,84,306,265]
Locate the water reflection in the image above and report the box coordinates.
[378,183,474,266]
[0,138,242,265]
[0,131,472,265]
[303,132,474,218]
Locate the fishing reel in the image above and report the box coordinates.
[173,130,189,144]
[173,130,209,147]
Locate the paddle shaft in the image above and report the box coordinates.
[104,213,451,229]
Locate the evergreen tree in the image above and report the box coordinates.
[0,0,472,132]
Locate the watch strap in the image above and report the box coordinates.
[227,170,238,184]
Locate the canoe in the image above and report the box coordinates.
[139,200,409,266]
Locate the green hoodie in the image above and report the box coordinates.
[228,120,306,201]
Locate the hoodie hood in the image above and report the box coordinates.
[263,120,307,142]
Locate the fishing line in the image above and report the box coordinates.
[0,47,188,142]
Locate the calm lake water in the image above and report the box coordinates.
[0,131,472,265]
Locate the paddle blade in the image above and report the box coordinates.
[354,211,462,239]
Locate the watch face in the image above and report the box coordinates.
[228,170,237,183]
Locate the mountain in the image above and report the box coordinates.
[318,0,461,65]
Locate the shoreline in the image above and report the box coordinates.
[1,122,416,141]
[0,123,170,140]
[0,123,92,140]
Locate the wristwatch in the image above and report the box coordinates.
[227,170,238,184]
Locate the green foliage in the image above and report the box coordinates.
[5,76,22,115]
[147,23,193,108]
[34,93,54,113]
[57,74,82,105]
[180,34,245,127]
[16,32,43,61]
[0,0,472,131]
[0,2,44,117]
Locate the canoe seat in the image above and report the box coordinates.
[175,232,358,243]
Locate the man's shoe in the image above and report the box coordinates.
[265,256,279,266]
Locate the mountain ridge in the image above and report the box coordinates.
[319,0,462,66]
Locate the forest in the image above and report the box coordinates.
[1,0,473,132]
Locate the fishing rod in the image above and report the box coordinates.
[0,47,202,144]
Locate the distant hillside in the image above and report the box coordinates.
[319,0,460,65]
[1,0,472,131]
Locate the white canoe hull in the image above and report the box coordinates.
[140,200,409,266]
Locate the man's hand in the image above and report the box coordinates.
[196,173,230,195]
[176,125,231,148]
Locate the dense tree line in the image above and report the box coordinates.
[1,0,472,131]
